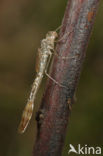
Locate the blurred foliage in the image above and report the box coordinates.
[0,0,103,156]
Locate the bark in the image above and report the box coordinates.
[33,0,100,156]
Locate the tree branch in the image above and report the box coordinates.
[33,0,100,155]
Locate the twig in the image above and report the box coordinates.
[33,0,100,155]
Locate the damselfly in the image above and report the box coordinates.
[18,31,58,133]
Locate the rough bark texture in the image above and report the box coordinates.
[33,0,100,156]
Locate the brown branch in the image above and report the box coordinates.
[33,0,100,156]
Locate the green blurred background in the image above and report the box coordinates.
[0,0,103,156]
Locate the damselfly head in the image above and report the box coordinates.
[46,31,58,41]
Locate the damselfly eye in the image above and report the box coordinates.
[47,31,58,39]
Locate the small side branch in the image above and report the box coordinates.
[33,0,100,156]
